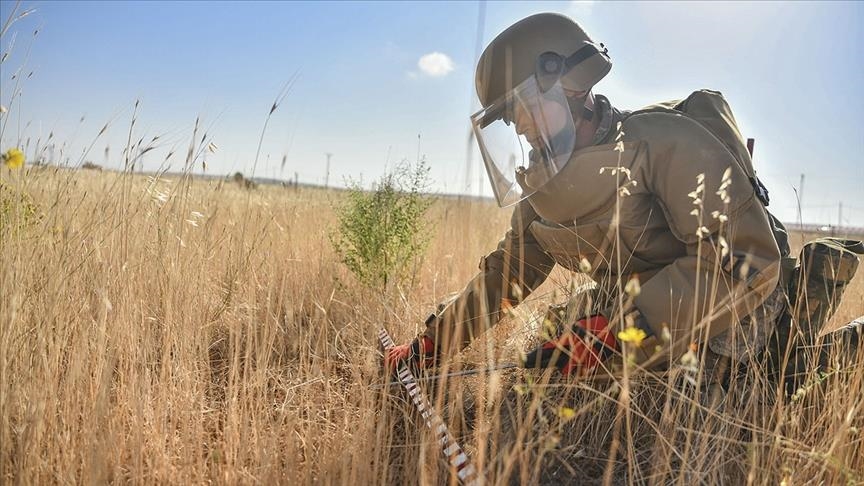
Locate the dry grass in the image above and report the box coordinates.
[1,167,862,484]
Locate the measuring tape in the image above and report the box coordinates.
[378,328,479,486]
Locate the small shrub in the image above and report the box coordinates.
[231,171,257,190]
[331,160,433,290]
[0,179,41,232]
[81,161,103,171]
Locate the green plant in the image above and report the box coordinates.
[331,159,433,290]
[0,178,40,233]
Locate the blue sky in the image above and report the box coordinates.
[1,0,862,225]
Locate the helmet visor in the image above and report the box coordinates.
[471,77,577,207]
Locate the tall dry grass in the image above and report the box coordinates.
[1,166,862,484]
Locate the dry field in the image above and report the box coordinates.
[1,167,862,484]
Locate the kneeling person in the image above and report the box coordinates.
[387,12,786,379]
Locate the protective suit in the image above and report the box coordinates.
[423,91,783,369]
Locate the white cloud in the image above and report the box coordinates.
[417,52,455,77]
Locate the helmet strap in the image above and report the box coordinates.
[569,90,595,127]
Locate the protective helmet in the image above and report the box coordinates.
[471,13,611,207]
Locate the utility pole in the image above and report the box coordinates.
[798,173,805,222]
[325,153,332,188]
[838,201,843,229]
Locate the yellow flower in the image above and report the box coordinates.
[558,407,576,420]
[2,148,25,169]
[617,326,647,346]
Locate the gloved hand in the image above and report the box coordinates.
[524,315,617,376]
[384,335,436,371]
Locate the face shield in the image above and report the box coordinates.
[471,44,606,207]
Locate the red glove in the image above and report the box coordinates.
[384,335,436,370]
[524,315,617,376]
